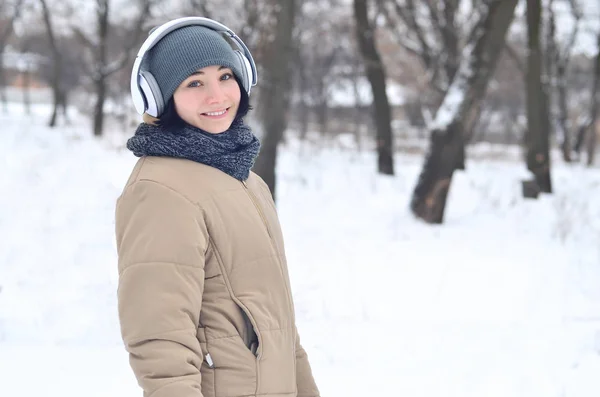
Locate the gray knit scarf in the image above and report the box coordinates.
[127,117,261,181]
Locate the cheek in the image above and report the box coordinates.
[227,84,242,105]
[173,92,183,109]
[173,92,194,113]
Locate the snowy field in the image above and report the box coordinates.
[1,103,600,397]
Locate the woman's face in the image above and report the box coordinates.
[173,65,241,134]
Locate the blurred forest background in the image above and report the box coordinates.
[1,0,598,223]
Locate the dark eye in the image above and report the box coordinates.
[187,80,202,88]
[221,73,233,81]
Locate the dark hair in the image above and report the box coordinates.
[158,78,251,129]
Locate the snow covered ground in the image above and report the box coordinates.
[1,103,600,397]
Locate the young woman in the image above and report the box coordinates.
[115,17,320,397]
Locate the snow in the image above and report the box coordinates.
[326,77,406,108]
[1,47,47,72]
[1,103,600,397]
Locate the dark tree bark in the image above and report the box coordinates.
[410,0,519,224]
[353,0,394,175]
[556,58,572,162]
[253,0,297,201]
[546,0,562,159]
[294,46,310,141]
[0,0,25,112]
[586,31,600,166]
[0,65,6,113]
[573,120,588,156]
[548,0,581,163]
[314,50,338,137]
[39,0,63,127]
[524,0,552,194]
[352,56,366,150]
[20,42,31,115]
[92,0,109,137]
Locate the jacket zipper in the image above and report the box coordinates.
[240,180,295,320]
[242,180,273,238]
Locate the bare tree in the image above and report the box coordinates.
[38,0,67,126]
[410,0,519,224]
[292,0,355,138]
[377,0,484,170]
[0,0,25,112]
[354,0,394,175]
[523,0,553,197]
[72,0,154,136]
[586,31,600,166]
[547,0,583,162]
[18,35,34,115]
[187,0,211,16]
[377,0,463,107]
[253,0,297,200]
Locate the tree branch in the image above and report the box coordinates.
[188,0,211,17]
[71,26,96,50]
[0,0,25,49]
[103,0,154,77]
[404,0,434,69]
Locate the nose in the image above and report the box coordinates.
[204,81,225,104]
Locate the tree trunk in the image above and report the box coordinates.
[573,120,588,157]
[253,0,297,201]
[544,0,557,141]
[0,0,25,114]
[548,0,572,162]
[49,100,59,127]
[524,0,552,193]
[93,77,107,137]
[410,0,519,224]
[353,0,394,175]
[61,91,70,124]
[298,95,309,141]
[49,90,70,126]
[352,58,365,151]
[40,0,64,127]
[556,60,572,162]
[296,51,309,141]
[0,61,7,113]
[586,32,600,166]
[316,82,329,136]
[22,67,31,115]
[92,0,109,137]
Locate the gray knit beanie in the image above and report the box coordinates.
[144,25,244,108]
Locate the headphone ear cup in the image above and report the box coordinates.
[139,70,164,117]
[234,50,253,94]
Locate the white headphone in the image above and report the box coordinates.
[130,17,258,117]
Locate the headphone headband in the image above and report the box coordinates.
[130,17,257,115]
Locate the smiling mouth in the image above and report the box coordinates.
[202,108,230,118]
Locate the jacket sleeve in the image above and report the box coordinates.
[295,325,320,397]
[115,180,208,397]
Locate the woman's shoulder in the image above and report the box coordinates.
[120,156,243,203]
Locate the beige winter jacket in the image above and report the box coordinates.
[115,156,320,397]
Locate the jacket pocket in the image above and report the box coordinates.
[197,327,214,368]
[196,327,216,397]
[233,300,262,359]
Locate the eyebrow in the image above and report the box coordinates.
[189,66,229,76]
